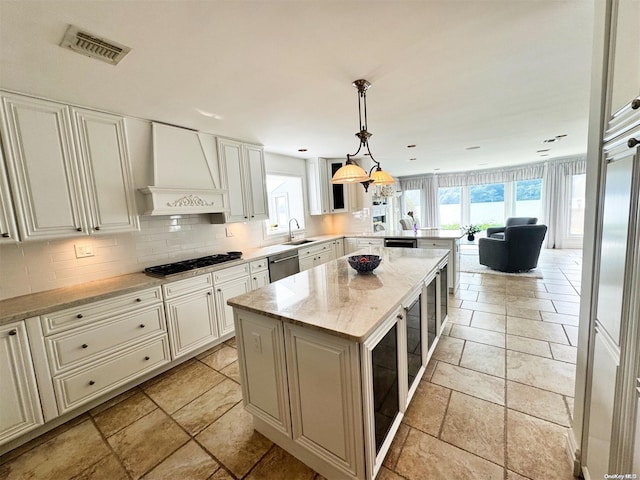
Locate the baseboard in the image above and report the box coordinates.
[566,428,583,478]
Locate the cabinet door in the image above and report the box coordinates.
[0,94,86,239]
[72,108,139,234]
[244,144,268,221]
[218,138,248,222]
[314,248,333,267]
[306,157,330,215]
[165,288,218,359]
[0,321,44,445]
[251,270,270,290]
[0,146,19,243]
[327,160,350,213]
[215,276,251,336]
[334,238,345,258]
[284,323,364,478]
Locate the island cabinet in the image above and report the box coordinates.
[230,248,449,479]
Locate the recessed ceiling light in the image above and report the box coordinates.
[195,108,223,119]
[478,163,489,166]
[543,138,557,143]
[409,158,417,161]
[540,153,550,157]
[537,149,550,153]
[555,134,567,138]
[407,144,416,148]
[434,168,440,171]
[298,148,307,152]
[466,146,481,150]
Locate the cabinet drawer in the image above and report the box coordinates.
[41,287,163,335]
[212,263,250,284]
[53,335,170,413]
[163,274,213,299]
[356,239,383,247]
[417,239,450,249]
[45,305,166,375]
[249,259,268,273]
[298,242,333,258]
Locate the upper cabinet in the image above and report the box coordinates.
[306,157,352,215]
[0,146,19,243]
[216,138,268,223]
[0,92,139,240]
[604,0,640,140]
[139,123,227,215]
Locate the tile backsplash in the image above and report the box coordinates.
[0,215,328,300]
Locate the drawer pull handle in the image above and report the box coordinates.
[1,233,9,238]
[136,298,142,302]
[139,324,145,328]
[77,314,83,319]
[76,227,83,232]
[144,356,150,361]
[8,329,17,336]
[94,226,100,231]
[632,98,640,110]
[82,344,88,349]
[629,138,639,148]
[89,380,95,386]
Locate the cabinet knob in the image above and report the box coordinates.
[77,314,83,319]
[397,314,404,320]
[207,291,212,296]
[629,138,639,148]
[94,226,100,231]
[8,329,17,336]
[251,215,255,218]
[217,288,222,292]
[76,228,83,232]
[253,277,257,280]
[1,233,9,238]
[139,324,145,328]
[144,356,150,361]
[136,298,142,302]
[632,98,640,110]
[82,343,88,349]
[244,216,248,219]
[88,380,95,386]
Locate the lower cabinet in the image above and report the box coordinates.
[249,259,270,290]
[213,264,252,337]
[164,275,218,360]
[0,321,44,444]
[298,241,337,272]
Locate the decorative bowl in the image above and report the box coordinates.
[347,254,382,274]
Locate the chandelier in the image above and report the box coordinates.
[330,79,395,191]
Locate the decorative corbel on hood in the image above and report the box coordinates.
[139,122,228,215]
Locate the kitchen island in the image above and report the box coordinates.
[228,247,449,480]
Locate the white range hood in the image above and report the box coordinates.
[139,123,228,216]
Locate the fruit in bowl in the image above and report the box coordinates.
[347,254,381,274]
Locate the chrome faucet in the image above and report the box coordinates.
[288,218,300,242]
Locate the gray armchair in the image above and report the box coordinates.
[486,217,538,240]
[478,224,547,272]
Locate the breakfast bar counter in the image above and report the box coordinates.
[228,247,449,480]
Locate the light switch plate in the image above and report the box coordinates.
[74,244,94,258]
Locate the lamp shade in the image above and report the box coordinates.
[370,168,395,185]
[330,162,371,184]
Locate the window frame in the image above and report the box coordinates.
[263,172,307,240]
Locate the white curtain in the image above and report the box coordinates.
[398,176,439,228]
[542,157,586,248]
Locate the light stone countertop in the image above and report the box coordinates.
[0,234,344,325]
[227,247,449,342]
[344,229,465,240]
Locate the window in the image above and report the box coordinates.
[264,174,305,236]
[515,179,542,217]
[438,187,461,230]
[403,189,422,223]
[469,183,504,228]
[569,174,586,236]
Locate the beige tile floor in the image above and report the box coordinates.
[0,248,582,480]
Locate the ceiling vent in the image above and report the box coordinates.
[60,25,131,65]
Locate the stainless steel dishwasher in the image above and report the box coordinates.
[268,251,300,282]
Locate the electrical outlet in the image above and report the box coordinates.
[225,227,234,237]
[74,244,94,258]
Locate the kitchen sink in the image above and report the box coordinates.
[284,239,315,246]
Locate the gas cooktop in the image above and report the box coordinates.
[144,251,242,278]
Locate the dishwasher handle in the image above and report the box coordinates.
[270,254,299,264]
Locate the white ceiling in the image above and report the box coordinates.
[0,0,595,177]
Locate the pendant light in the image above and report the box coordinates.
[330,79,395,191]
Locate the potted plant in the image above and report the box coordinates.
[463,224,481,241]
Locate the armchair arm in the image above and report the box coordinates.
[478,237,509,271]
[486,226,505,238]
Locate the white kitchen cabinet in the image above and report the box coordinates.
[32,286,169,414]
[0,321,44,445]
[163,275,218,360]
[213,263,252,336]
[249,259,270,290]
[298,241,335,271]
[333,238,345,258]
[0,92,138,240]
[0,146,19,243]
[307,158,353,215]
[217,138,268,223]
